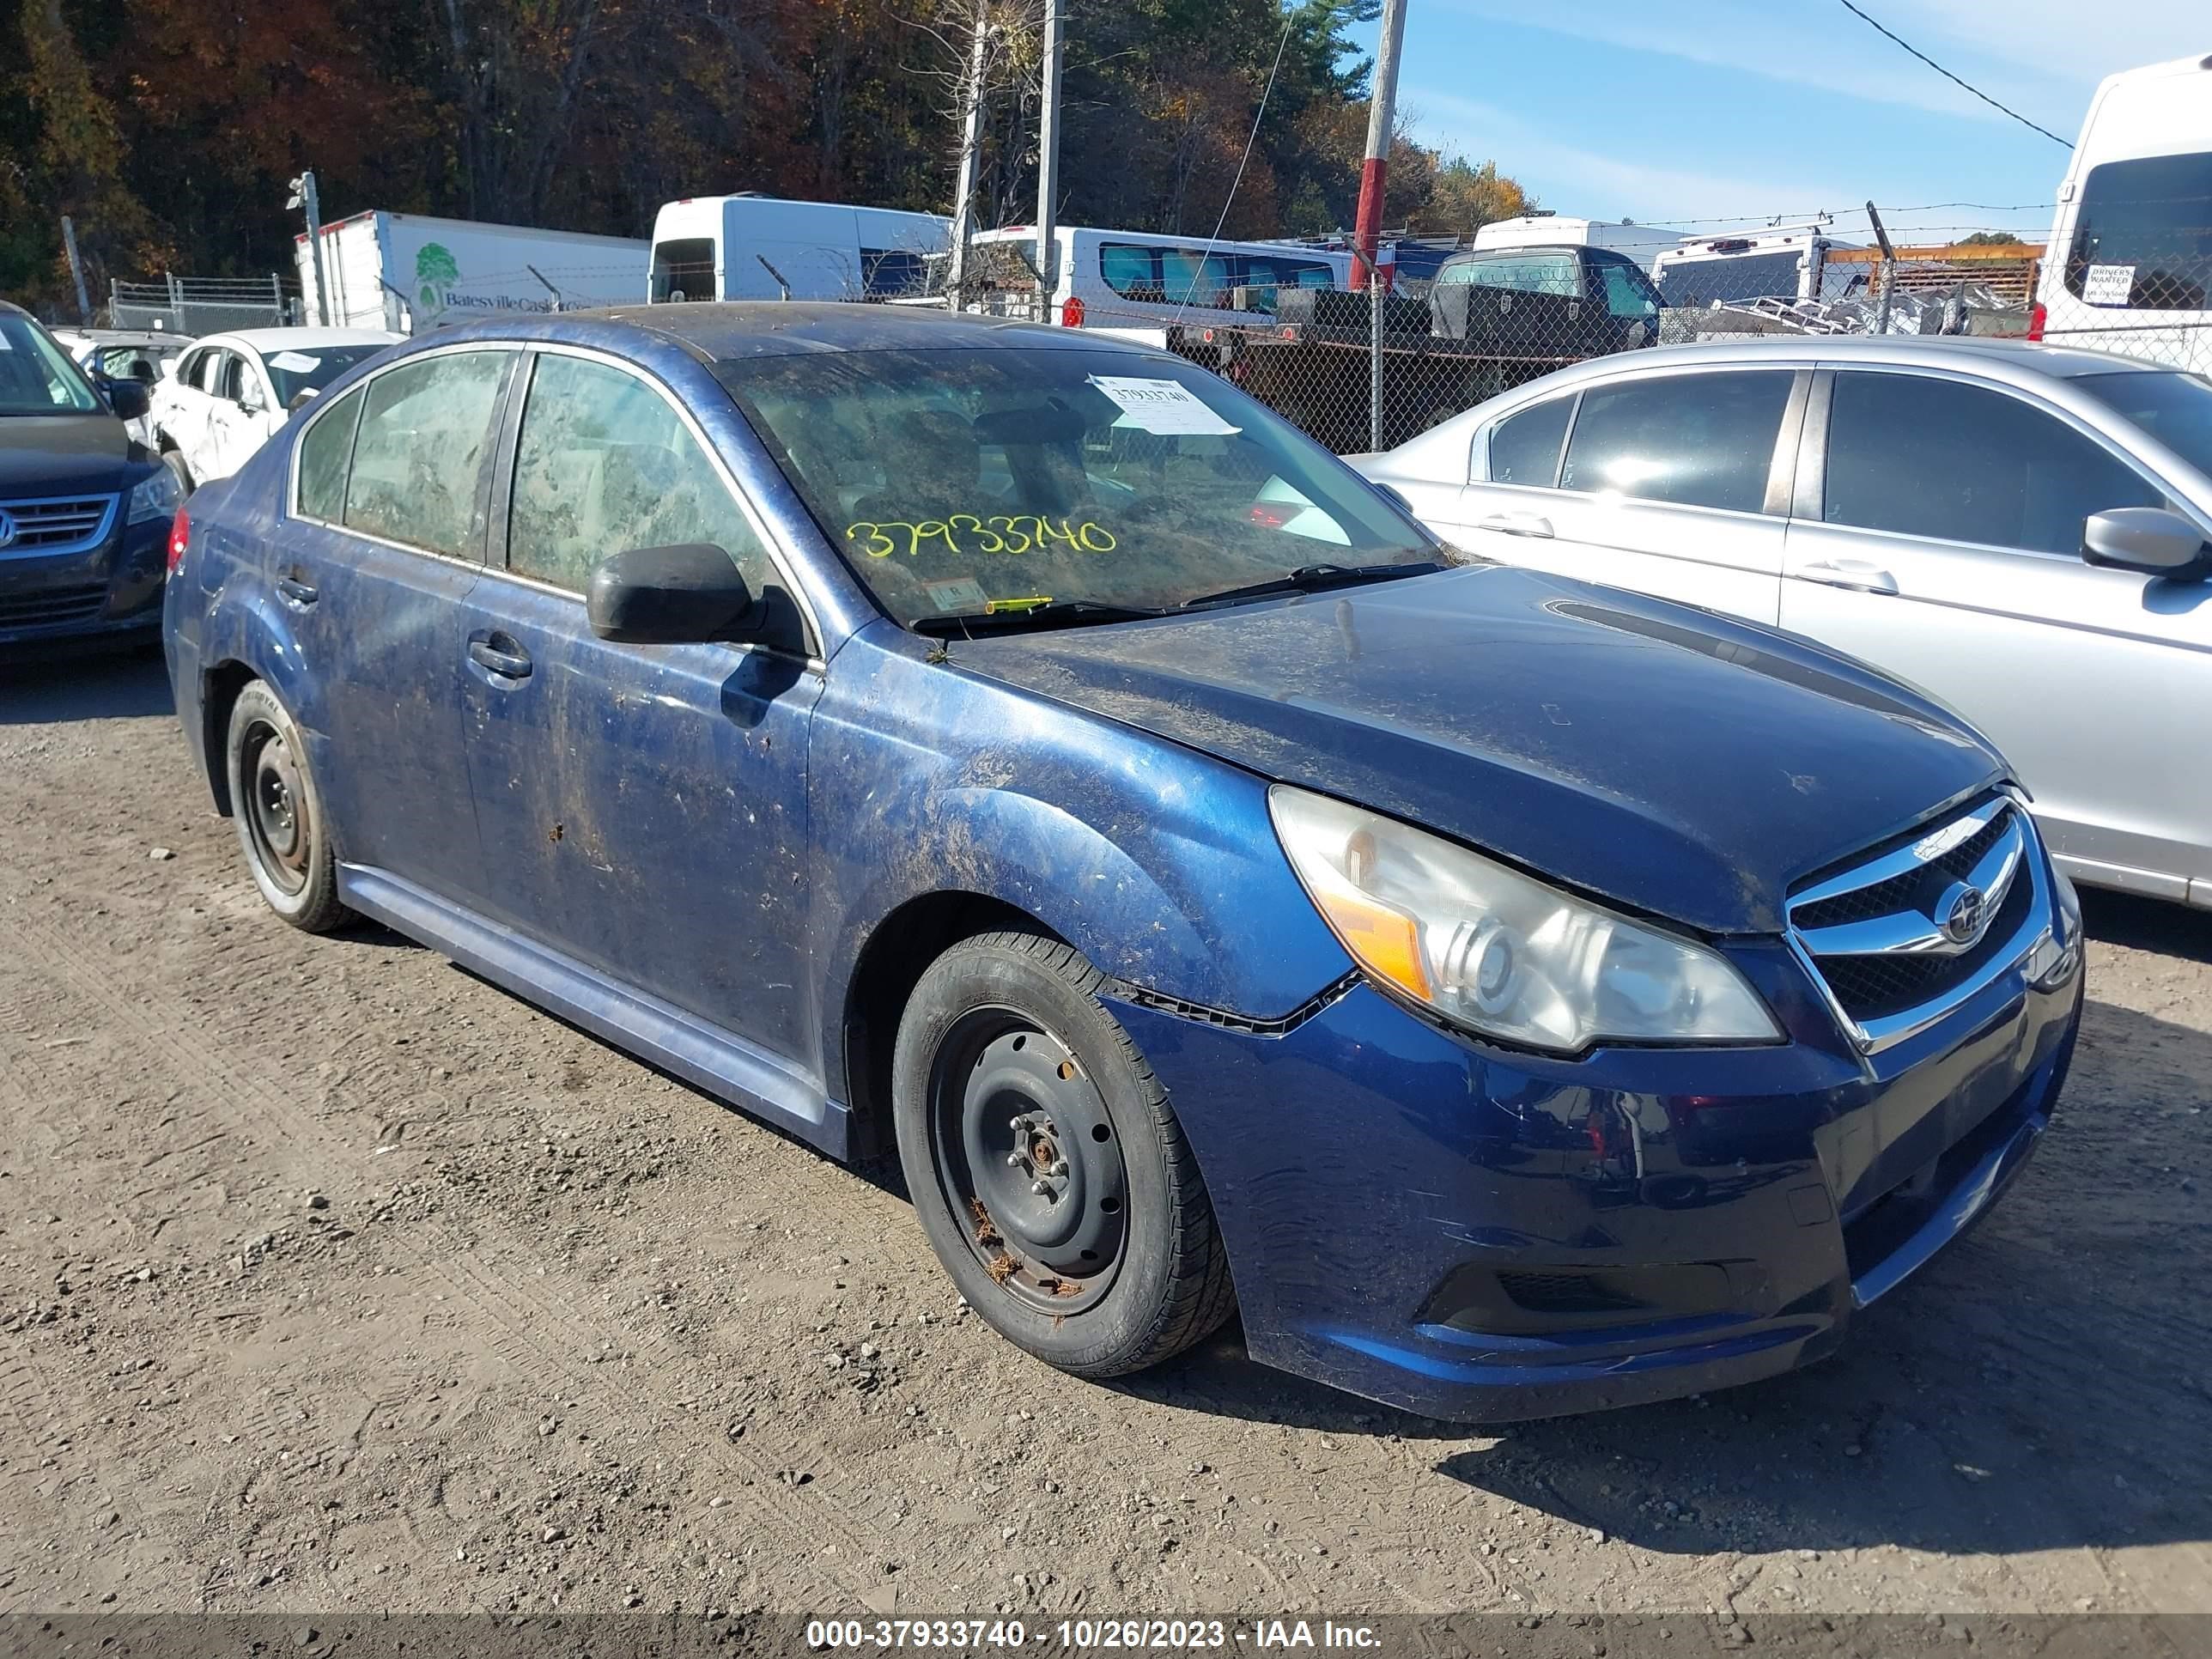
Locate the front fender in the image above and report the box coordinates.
[811,634,1354,1070]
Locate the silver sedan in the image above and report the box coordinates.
[1355,337,2212,910]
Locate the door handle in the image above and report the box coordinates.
[1793,559,1899,596]
[276,574,319,607]
[468,635,533,679]
[1476,512,1555,539]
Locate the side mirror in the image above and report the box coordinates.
[1370,479,1415,516]
[287,388,319,414]
[2083,507,2209,579]
[587,544,758,644]
[104,379,150,422]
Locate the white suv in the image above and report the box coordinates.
[151,328,397,491]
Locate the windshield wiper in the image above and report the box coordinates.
[910,599,1170,638]
[1178,560,1445,611]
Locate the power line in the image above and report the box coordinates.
[1170,13,1296,325]
[1832,0,2073,148]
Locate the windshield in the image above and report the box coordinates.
[2064,153,2212,312]
[0,313,101,415]
[2079,369,2212,479]
[714,345,1433,625]
[264,344,387,405]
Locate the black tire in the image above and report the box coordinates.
[224,680,349,933]
[891,930,1236,1377]
[161,449,194,497]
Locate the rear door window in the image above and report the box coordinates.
[1822,372,2162,554]
[341,349,513,558]
[2064,153,2212,311]
[1455,254,1581,297]
[1560,371,1793,513]
[1486,397,1573,487]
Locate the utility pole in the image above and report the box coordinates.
[1349,0,1407,292]
[945,12,992,307]
[289,170,329,327]
[1033,0,1066,322]
[59,217,92,323]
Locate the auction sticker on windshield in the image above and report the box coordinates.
[267,350,323,373]
[923,576,989,613]
[1087,375,1240,436]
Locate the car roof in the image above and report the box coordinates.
[495,301,1157,362]
[194,328,400,353]
[1497,334,2177,391]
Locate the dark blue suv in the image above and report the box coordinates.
[163,304,2084,1421]
[1,301,181,647]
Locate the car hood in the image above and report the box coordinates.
[0,412,137,495]
[951,564,2006,935]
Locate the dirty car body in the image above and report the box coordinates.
[163,304,2084,1421]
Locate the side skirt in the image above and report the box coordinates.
[337,863,849,1158]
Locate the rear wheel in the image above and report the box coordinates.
[224,681,349,933]
[891,930,1235,1377]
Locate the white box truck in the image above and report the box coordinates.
[647,196,951,302]
[296,211,651,333]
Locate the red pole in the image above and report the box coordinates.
[1350,0,1407,291]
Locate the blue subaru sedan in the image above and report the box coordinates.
[163,305,2084,1421]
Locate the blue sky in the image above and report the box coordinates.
[1353,1,2207,243]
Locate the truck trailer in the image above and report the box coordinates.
[296,211,651,334]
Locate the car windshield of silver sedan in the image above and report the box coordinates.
[714,345,1437,628]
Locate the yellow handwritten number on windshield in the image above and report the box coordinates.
[846,518,1115,557]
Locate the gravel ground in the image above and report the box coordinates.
[1,651,2207,1623]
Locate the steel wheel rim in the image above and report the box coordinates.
[240,719,310,896]
[927,1005,1129,1314]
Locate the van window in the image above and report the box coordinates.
[652,237,718,303]
[1100,243,1154,298]
[1823,373,2161,553]
[1561,371,1792,514]
[861,247,927,298]
[2063,153,2212,311]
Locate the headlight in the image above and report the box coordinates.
[126,466,182,526]
[1268,786,1781,1054]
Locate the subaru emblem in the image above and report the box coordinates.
[1937,882,1988,946]
[0,508,15,550]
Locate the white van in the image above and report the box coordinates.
[1471,216,1685,271]
[1651,226,1863,308]
[2034,51,2212,367]
[971,225,1351,335]
[648,196,950,303]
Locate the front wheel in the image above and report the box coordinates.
[891,931,1236,1377]
[224,680,349,933]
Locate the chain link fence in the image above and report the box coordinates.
[107,276,298,337]
[941,211,2212,456]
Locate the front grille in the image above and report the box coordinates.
[1815,872,2033,1021]
[1789,795,2044,1048]
[0,584,108,630]
[1793,809,2010,932]
[0,494,118,556]
[1496,1270,1645,1316]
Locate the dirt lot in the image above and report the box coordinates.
[1,651,2208,1625]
